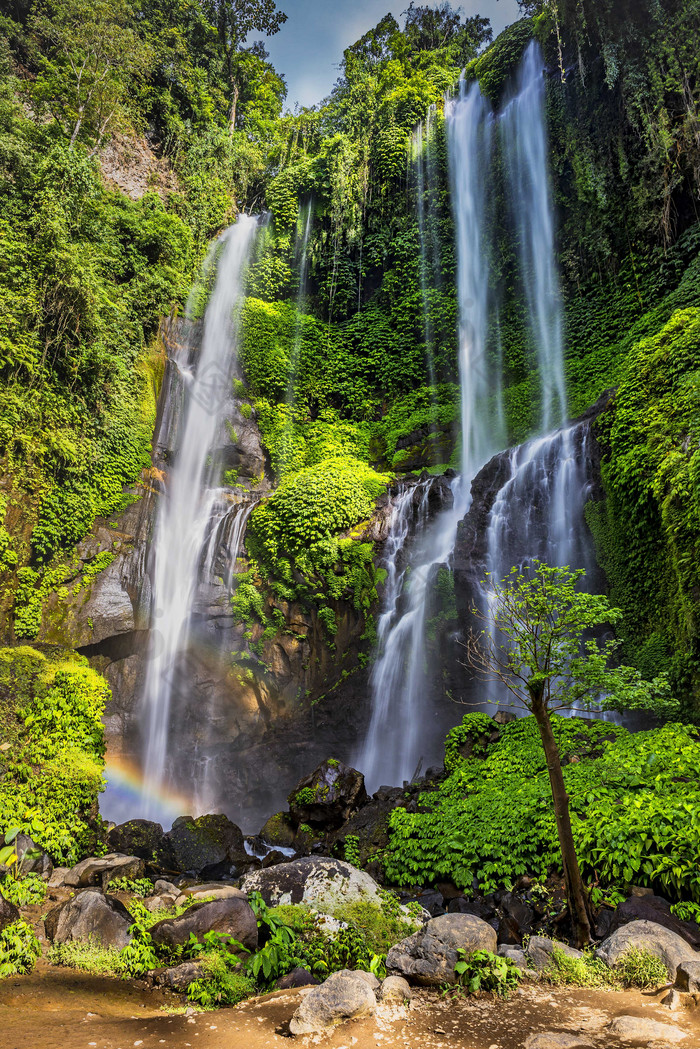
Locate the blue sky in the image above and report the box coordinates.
[264,0,523,109]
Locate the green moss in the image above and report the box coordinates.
[0,646,108,863]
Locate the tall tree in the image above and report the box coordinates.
[465,561,676,946]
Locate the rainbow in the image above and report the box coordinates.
[101,754,196,830]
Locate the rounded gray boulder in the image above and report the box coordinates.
[149,893,257,953]
[44,889,133,948]
[386,912,497,986]
[595,919,697,981]
[289,970,377,1035]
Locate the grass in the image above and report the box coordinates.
[541,945,671,990]
[48,937,121,976]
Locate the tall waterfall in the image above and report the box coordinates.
[140,215,258,817]
[285,202,313,416]
[357,80,502,792]
[502,41,567,430]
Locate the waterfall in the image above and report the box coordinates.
[140,215,258,818]
[358,81,503,792]
[284,202,313,426]
[412,121,437,389]
[502,40,567,430]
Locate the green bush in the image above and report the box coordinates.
[0,920,41,977]
[454,949,521,997]
[49,937,120,976]
[615,947,671,989]
[1,873,46,907]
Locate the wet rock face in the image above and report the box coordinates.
[288,759,368,831]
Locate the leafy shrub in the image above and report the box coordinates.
[615,947,671,989]
[454,949,521,997]
[541,946,613,987]
[106,876,154,898]
[386,714,700,901]
[0,920,41,977]
[1,873,46,907]
[49,937,120,976]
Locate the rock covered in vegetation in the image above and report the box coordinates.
[595,920,697,981]
[44,889,133,948]
[527,937,584,970]
[64,853,145,890]
[259,812,296,848]
[241,856,382,913]
[386,913,497,987]
[107,820,168,864]
[289,969,377,1035]
[165,814,246,875]
[288,759,368,830]
[149,893,257,953]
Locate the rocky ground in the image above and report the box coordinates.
[1,965,699,1049]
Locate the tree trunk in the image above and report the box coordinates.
[229,81,239,134]
[531,695,591,947]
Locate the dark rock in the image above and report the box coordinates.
[329,788,403,873]
[403,891,445,918]
[610,895,700,950]
[288,759,368,831]
[594,907,615,941]
[259,812,296,849]
[166,814,245,875]
[447,897,495,920]
[676,960,700,992]
[497,892,535,945]
[0,894,20,931]
[150,894,257,953]
[436,882,463,902]
[44,890,133,948]
[262,850,288,869]
[386,913,497,987]
[275,967,319,989]
[108,820,170,866]
[15,834,53,879]
[64,853,145,890]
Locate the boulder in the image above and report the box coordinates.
[524,1035,593,1049]
[353,970,381,992]
[44,890,133,948]
[259,813,296,849]
[154,879,178,895]
[149,894,257,953]
[241,856,383,915]
[379,975,412,1002]
[611,895,700,950]
[386,913,497,987]
[166,814,246,875]
[447,897,495,920]
[174,883,246,905]
[47,867,70,889]
[288,759,367,830]
[151,961,205,993]
[275,967,319,990]
[403,890,445,917]
[108,820,170,866]
[527,937,583,971]
[675,960,700,992]
[64,853,145,891]
[497,891,535,945]
[524,1035,594,1049]
[289,970,377,1035]
[606,1015,688,1044]
[15,834,53,879]
[262,849,288,869]
[0,894,20,931]
[595,920,697,981]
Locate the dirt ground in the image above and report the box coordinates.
[1,964,699,1049]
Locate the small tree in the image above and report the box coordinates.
[464,560,677,946]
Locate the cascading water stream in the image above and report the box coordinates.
[501,40,567,431]
[140,215,258,818]
[282,202,313,462]
[357,80,503,792]
[411,121,437,390]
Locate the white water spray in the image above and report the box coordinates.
[140,215,258,817]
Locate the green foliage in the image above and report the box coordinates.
[453,948,521,997]
[48,936,120,976]
[0,646,108,864]
[0,919,41,977]
[615,947,670,989]
[187,963,256,1009]
[1,872,46,906]
[106,876,154,897]
[541,946,613,988]
[343,834,361,868]
[385,713,700,902]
